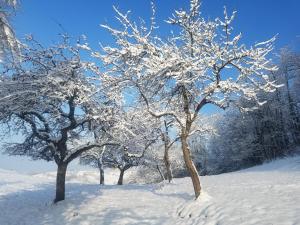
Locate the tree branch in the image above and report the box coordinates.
[65,142,120,164]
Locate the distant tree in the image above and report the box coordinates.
[0,36,117,202]
[80,145,107,185]
[205,109,260,173]
[278,49,300,144]
[102,146,145,185]
[159,119,180,182]
[141,142,188,183]
[189,132,210,175]
[203,49,300,173]
[98,0,278,198]
[81,108,160,185]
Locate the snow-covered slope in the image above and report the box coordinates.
[0,156,299,225]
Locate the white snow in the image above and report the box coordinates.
[0,156,300,225]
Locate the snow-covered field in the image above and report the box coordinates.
[0,156,300,225]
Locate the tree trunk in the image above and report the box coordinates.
[97,159,104,185]
[156,164,165,181]
[181,135,201,199]
[117,169,125,185]
[54,163,68,203]
[164,147,173,182]
[99,167,105,185]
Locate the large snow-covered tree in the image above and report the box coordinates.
[0,35,117,202]
[97,0,278,198]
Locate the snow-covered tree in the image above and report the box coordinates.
[140,142,188,183]
[201,49,300,173]
[0,35,117,202]
[278,49,300,144]
[159,119,179,182]
[96,0,278,198]
[81,107,160,185]
[80,144,107,185]
[0,0,19,62]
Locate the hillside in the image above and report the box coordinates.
[0,156,299,225]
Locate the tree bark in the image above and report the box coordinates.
[117,169,125,185]
[54,163,68,203]
[97,159,104,185]
[181,135,201,199]
[156,164,165,181]
[164,147,173,182]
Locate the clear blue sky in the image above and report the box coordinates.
[1,0,299,173]
[13,0,300,50]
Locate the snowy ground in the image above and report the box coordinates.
[0,156,300,225]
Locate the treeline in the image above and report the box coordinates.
[189,49,300,174]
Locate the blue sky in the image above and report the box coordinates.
[1,0,299,173]
[13,0,300,50]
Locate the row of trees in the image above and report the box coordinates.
[1,0,280,202]
[190,49,300,174]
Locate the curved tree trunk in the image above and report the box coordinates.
[181,135,201,199]
[54,163,68,203]
[164,147,173,182]
[117,169,125,185]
